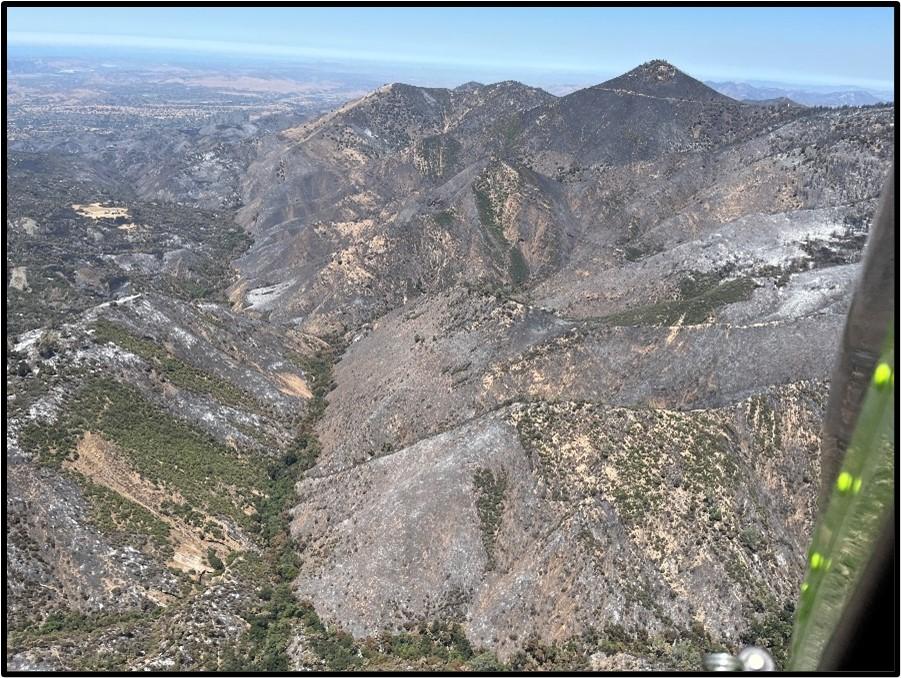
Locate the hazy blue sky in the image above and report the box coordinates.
[7,6,895,90]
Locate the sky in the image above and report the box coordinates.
[6,6,896,91]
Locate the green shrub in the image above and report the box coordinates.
[603,275,757,326]
[79,477,171,556]
[207,550,225,572]
[469,651,507,671]
[473,469,508,570]
[92,319,255,408]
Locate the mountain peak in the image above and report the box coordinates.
[596,59,734,103]
[630,59,679,83]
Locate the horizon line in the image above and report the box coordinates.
[8,31,895,93]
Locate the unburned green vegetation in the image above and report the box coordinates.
[228,343,338,668]
[473,468,508,570]
[220,341,511,671]
[510,395,801,666]
[508,245,529,286]
[473,184,530,286]
[79,476,172,558]
[474,186,507,251]
[623,240,665,262]
[19,377,266,531]
[493,113,523,149]
[432,210,456,227]
[414,135,460,179]
[92,318,255,408]
[7,608,160,652]
[507,621,721,671]
[231,587,479,672]
[603,273,757,326]
[742,599,795,666]
[6,186,253,338]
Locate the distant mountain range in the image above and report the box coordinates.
[706,80,893,107]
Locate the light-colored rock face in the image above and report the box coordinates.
[8,266,29,291]
[16,217,40,235]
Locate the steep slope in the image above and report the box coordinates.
[515,60,800,170]
[225,61,890,665]
[601,59,736,102]
[6,58,895,671]
[5,127,340,670]
[293,386,822,665]
[6,294,320,669]
[229,61,889,338]
[230,80,559,333]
